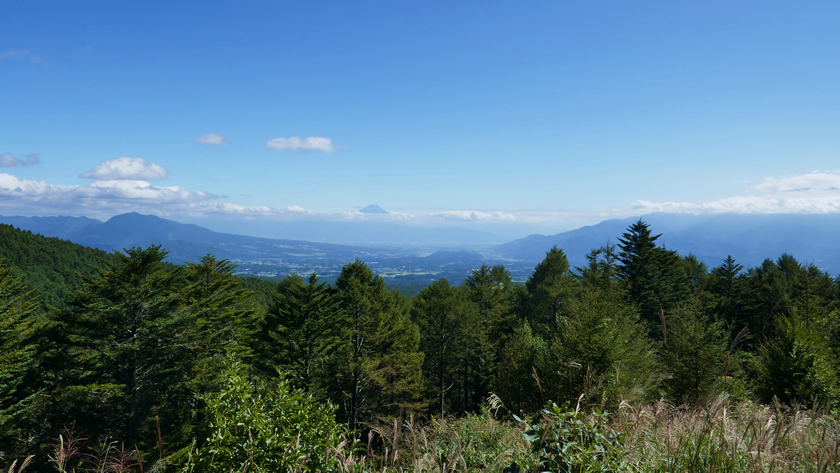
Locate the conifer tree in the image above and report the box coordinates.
[332,260,423,434]
[495,321,548,414]
[462,264,514,412]
[545,282,655,408]
[710,256,747,329]
[185,255,261,381]
[756,314,839,406]
[525,247,573,338]
[742,258,794,342]
[659,300,728,403]
[259,272,344,392]
[0,260,39,445]
[618,220,691,333]
[59,246,186,448]
[411,278,468,418]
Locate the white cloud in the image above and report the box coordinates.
[427,210,517,222]
[196,133,226,145]
[81,157,169,180]
[754,171,840,193]
[267,136,336,152]
[0,172,214,218]
[1,152,40,167]
[81,180,212,203]
[626,171,840,215]
[0,173,72,197]
[286,205,311,213]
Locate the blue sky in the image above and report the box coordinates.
[2,1,839,236]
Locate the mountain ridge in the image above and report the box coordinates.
[492,213,840,274]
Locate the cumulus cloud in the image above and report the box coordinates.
[0,173,72,197]
[81,157,169,180]
[0,172,214,219]
[267,136,335,152]
[1,152,40,167]
[196,133,226,145]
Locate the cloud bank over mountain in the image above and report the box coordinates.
[629,171,840,215]
[3,158,840,236]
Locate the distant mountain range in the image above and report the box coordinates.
[492,213,840,274]
[0,212,395,265]
[3,211,840,279]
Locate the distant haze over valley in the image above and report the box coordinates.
[3,211,840,286]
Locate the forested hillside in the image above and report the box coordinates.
[0,224,115,311]
[1,220,839,471]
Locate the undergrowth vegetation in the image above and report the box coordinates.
[5,393,837,472]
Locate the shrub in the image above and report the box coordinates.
[183,359,345,472]
[508,402,629,473]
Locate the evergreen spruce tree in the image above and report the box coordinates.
[659,300,728,403]
[618,220,691,334]
[525,246,574,338]
[332,260,423,435]
[756,314,839,406]
[411,278,468,418]
[58,246,186,449]
[0,260,39,449]
[258,272,343,393]
[742,258,794,342]
[495,320,548,414]
[462,264,514,412]
[710,256,748,331]
[185,255,261,380]
[545,282,655,408]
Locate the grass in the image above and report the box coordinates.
[3,396,838,472]
[615,395,840,472]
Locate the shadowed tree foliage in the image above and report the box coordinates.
[257,272,344,393]
[545,282,656,409]
[618,220,692,335]
[756,311,839,406]
[57,246,187,449]
[525,246,574,339]
[411,278,470,418]
[331,260,423,435]
[462,264,515,412]
[184,255,261,377]
[0,260,39,448]
[659,300,729,403]
[496,320,549,414]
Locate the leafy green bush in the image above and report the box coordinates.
[508,402,628,473]
[183,359,345,472]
